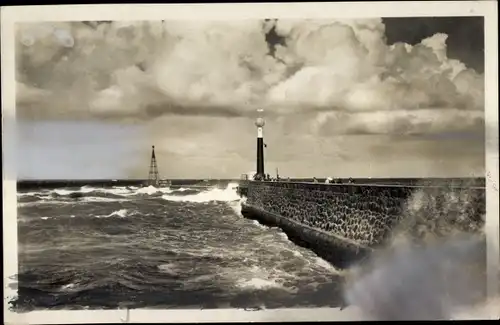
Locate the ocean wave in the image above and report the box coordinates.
[95,209,129,219]
[18,194,50,204]
[162,182,240,203]
[252,219,269,230]
[236,277,284,290]
[18,199,72,207]
[18,190,51,197]
[17,184,210,206]
[166,188,202,196]
[17,275,150,301]
[157,263,183,276]
[135,185,173,195]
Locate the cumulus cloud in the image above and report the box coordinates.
[267,21,483,137]
[16,18,484,139]
[16,20,278,120]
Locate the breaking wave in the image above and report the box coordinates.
[16,183,223,207]
[135,186,173,195]
[95,209,129,219]
[161,182,240,203]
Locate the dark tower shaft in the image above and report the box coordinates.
[255,115,265,179]
[257,137,264,177]
[148,145,159,186]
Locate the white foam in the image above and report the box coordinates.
[17,191,47,197]
[79,185,96,193]
[252,220,269,229]
[19,184,198,205]
[249,217,273,231]
[104,187,134,195]
[277,232,289,241]
[112,209,128,218]
[17,193,53,202]
[82,197,127,203]
[314,257,340,272]
[18,200,68,207]
[53,188,74,196]
[95,208,129,219]
[19,196,129,206]
[51,186,133,197]
[60,283,77,291]
[136,185,172,195]
[18,184,177,206]
[236,278,283,290]
[158,263,180,276]
[135,186,158,195]
[162,182,240,203]
[228,197,246,217]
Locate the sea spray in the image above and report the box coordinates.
[342,180,488,320]
[344,234,486,320]
[391,181,485,246]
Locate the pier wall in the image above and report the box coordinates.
[240,181,486,268]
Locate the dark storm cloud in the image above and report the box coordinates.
[382,17,484,73]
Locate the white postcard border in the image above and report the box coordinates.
[2,1,498,323]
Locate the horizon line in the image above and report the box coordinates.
[17,176,486,181]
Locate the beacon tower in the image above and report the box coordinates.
[148,145,159,187]
[255,109,265,180]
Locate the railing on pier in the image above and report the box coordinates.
[243,179,485,190]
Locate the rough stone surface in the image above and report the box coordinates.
[245,181,486,248]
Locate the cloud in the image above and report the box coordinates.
[16,19,484,139]
[16,81,50,105]
[312,108,484,136]
[16,20,280,120]
[268,22,483,137]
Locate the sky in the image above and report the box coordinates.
[15,17,485,179]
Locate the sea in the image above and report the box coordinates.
[13,181,347,311]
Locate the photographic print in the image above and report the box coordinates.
[2,1,499,323]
